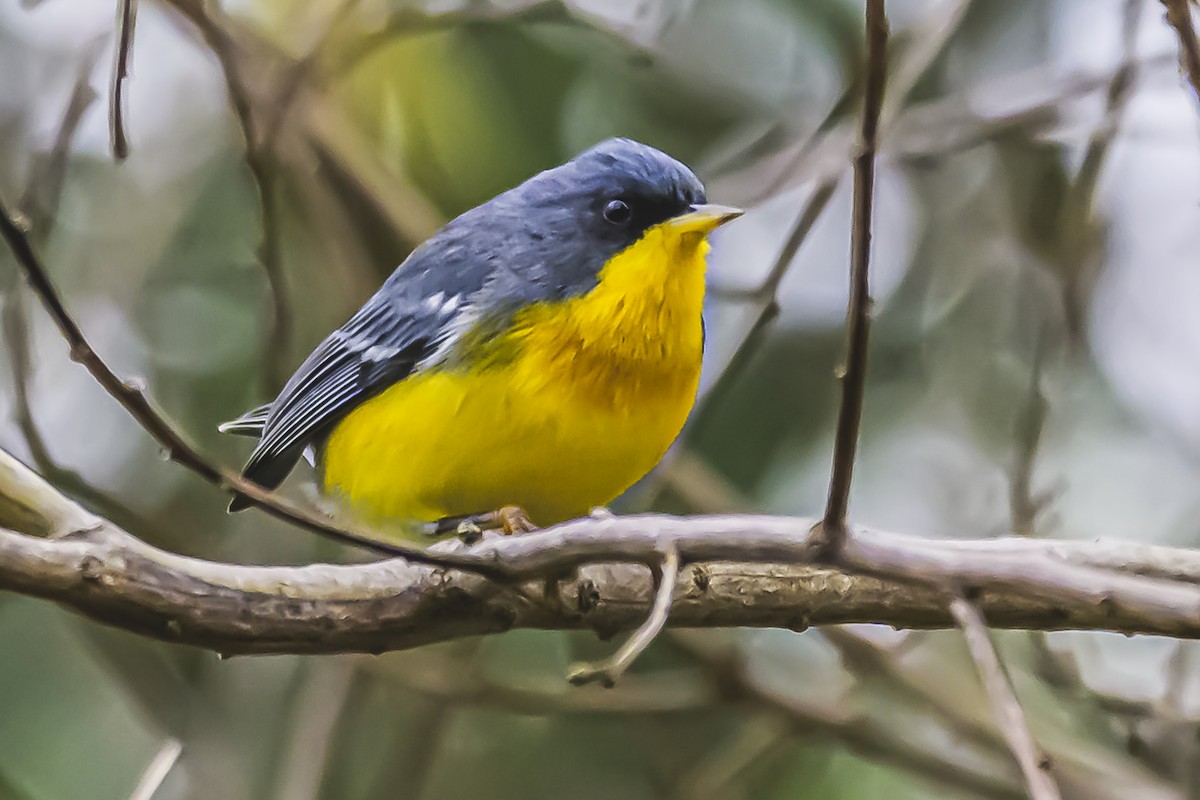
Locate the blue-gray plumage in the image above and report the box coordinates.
[221,138,707,510]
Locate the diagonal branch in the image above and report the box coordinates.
[816,0,888,556]
[951,597,1062,800]
[0,195,506,574]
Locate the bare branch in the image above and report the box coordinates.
[672,633,1028,800]
[1009,332,1053,536]
[568,545,680,687]
[5,51,150,531]
[816,0,888,555]
[126,738,182,800]
[0,191,506,572]
[5,446,1200,654]
[695,179,838,416]
[1162,0,1200,112]
[110,0,138,161]
[951,597,1062,800]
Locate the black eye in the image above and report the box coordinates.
[603,199,632,225]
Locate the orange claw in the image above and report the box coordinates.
[496,505,538,535]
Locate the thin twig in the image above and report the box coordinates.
[20,47,102,228]
[1009,332,1053,536]
[4,52,155,533]
[0,198,509,572]
[671,633,1028,800]
[110,0,138,161]
[1059,0,1142,339]
[1163,0,1200,111]
[568,544,680,686]
[950,597,1062,800]
[815,0,888,555]
[5,61,92,469]
[695,179,839,414]
[126,738,183,800]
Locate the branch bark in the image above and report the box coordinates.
[4,446,1200,656]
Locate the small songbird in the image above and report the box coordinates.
[220,138,742,537]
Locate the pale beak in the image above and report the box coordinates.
[665,203,745,235]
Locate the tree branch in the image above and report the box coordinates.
[951,598,1062,800]
[0,194,507,572]
[5,445,1200,655]
[816,0,888,555]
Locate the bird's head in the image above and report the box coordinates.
[477,138,743,300]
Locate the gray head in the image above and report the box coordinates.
[522,137,710,258]
[397,139,714,305]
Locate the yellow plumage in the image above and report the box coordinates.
[320,220,712,532]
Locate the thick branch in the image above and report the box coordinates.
[4,448,1200,655]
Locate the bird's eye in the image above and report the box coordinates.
[603,199,632,225]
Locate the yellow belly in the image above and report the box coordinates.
[320,358,700,529]
[320,215,710,536]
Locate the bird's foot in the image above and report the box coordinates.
[488,505,539,535]
[431,505,538,543]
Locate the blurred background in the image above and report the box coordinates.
[1,0,1199,797]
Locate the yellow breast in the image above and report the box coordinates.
[320,221,710,534]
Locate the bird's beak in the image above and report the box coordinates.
[665,203,745,235]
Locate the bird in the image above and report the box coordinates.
[220,137,742,538]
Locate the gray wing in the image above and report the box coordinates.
[222,174,599,511]
[227,278,468,511]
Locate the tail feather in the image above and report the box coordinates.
[218,403,271,437]
[219,403,273,512]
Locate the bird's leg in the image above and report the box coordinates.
[429,513,485,545]
[430,505,538,542]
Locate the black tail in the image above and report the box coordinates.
[219,403,273,512]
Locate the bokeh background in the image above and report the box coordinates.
[1,0,1199,798]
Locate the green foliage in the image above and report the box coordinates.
[1,1,1198,798]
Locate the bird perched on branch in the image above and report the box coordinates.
[220,138,741,537]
